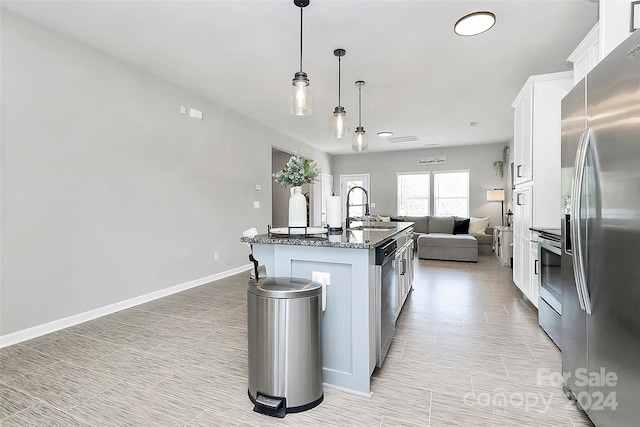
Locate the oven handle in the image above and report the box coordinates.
[570,128,592,314]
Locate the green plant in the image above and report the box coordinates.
[273,152,320,187]
[493,160,504,178]
[493,145,510,179]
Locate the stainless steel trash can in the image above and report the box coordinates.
[247,277,323,418]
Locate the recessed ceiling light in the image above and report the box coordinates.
[454,11,496,36]
[377,131,393,137]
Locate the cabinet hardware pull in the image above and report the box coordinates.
[517,164,523,178]
[534,259,538,275]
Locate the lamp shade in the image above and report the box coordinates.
[487,189,505,202]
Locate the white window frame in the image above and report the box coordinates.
[432,169,470,218]
[397,172,431,216]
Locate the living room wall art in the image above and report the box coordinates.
[418,156,447,165]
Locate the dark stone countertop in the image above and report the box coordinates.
[241,222,415,249]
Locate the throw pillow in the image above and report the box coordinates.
[376,215,391,222]
[469,216,490,234]
[453,218,470,234]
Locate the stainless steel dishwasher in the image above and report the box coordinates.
[375,238,397,367]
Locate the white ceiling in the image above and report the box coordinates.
[2,0,598,155]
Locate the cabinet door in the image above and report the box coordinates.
[514,184,533,240]
[512,235,532,298]
[514,87,533,185]
[394,255,402,320]
[406,244,414,292]
[530,241,539,308]
[521,237,532,300]
[513,235,523,291]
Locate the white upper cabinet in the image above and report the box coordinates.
[599,0,637,59]
[568,23,600,85]
[570,1,637,84]
[512,72,573,187]
[513,88,533,185]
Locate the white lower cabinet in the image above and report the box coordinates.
[513,235,532,300]
[529,237,539,309]
[395,229,414,320]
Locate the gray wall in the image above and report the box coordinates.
[331,143,508,226]
[271,148,293,228]
[0,12,331,336]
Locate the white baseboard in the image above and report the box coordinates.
[0,264,252,348]
[322,382,373,399]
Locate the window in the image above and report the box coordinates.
[433,171,469,217]
[397,173,430,216]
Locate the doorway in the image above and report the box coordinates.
[340,174,370,220]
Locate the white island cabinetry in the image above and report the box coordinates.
[244,222,414,395]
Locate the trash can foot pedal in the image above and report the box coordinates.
[251,391,286,418]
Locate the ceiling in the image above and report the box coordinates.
[2,1,599,155]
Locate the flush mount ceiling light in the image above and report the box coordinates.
[331,49,349,138]
[377,131,393,137]
[454,11,496,36]
[353,81,367,152]
[289,0,313,116]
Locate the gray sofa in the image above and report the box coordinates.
[390,215,493,262]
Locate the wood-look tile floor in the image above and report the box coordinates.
[0,255,594,426]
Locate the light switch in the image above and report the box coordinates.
[180,105,187,115]
[254,201,260,208]
[371,202,376,208]
[255,184,261,191]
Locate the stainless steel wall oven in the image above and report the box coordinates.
[538,233,562,348]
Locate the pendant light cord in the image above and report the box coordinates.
[358,84,362,126]
[338,56,342,106]
[299,7,303,72]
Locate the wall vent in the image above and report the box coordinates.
[387,136,419,143]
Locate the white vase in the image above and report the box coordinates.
[288,186,307,227]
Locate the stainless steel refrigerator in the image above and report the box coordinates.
[561,29,640,427]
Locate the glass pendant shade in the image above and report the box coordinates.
[353,126,367,151]
[330,48,348,138]
[290,71,313,116]
[289,1,313,116]
[353,80,367,151]
[331,106,349,138]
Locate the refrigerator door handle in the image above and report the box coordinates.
[570,128,592,314]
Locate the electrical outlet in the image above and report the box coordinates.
[254,201,260,208]
[312,271,330,286]
[214,252,220,261]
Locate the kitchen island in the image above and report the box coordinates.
[241,221,414,395]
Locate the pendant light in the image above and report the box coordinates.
[330,49,349,138]
[289,0,313,116]
[353,81,367,151]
